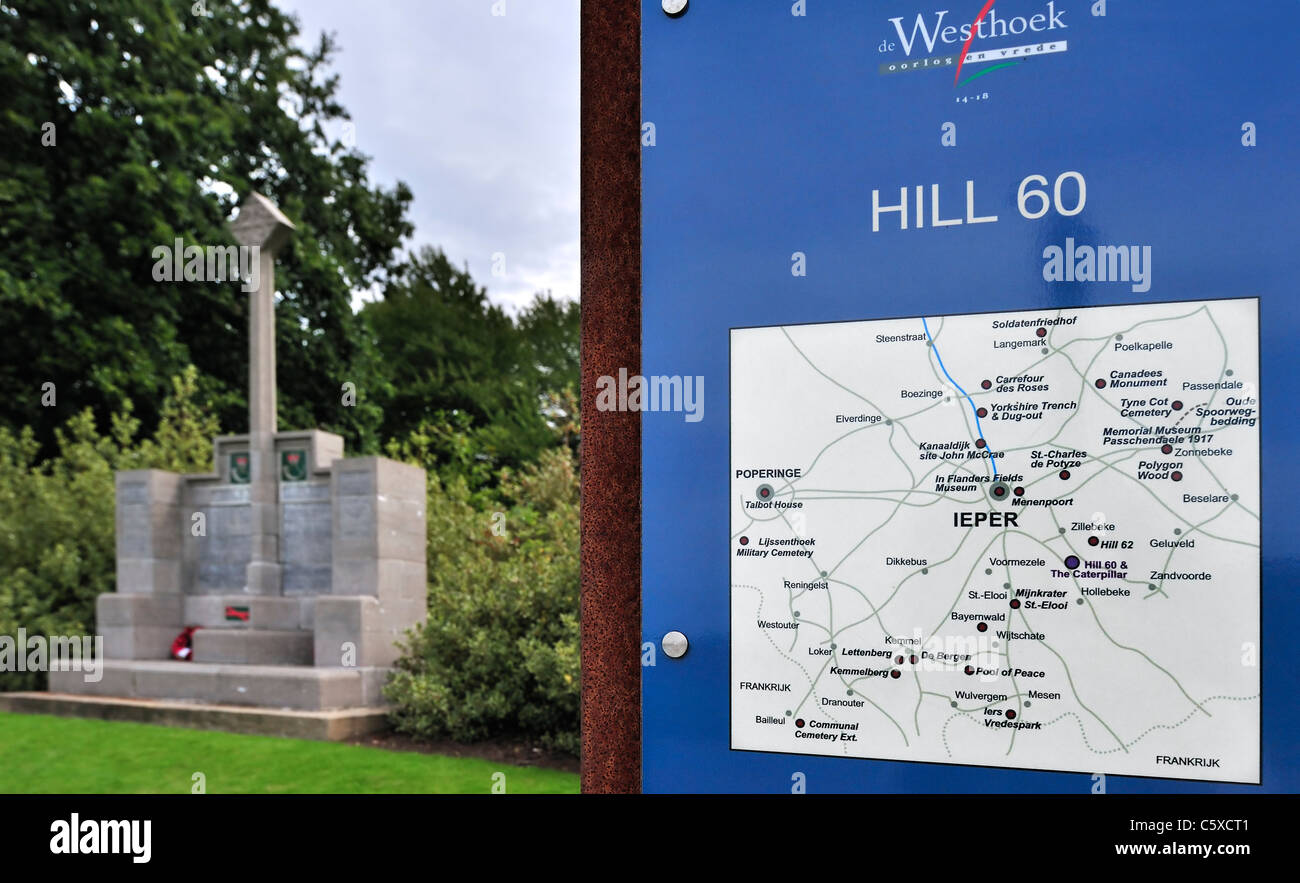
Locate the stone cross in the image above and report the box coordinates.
[230,193,295,594]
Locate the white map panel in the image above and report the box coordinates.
[730,298,1260,783]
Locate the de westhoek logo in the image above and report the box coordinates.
[879,0,1071,88]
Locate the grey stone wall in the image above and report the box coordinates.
[115,470,184,595]
[185,483,252,593]
[317,457,428,667]
[280,481,332,594]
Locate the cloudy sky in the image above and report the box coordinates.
[278,0,579,311]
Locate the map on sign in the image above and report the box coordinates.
[730,298,1260,783]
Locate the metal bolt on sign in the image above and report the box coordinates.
[661,631,689,659]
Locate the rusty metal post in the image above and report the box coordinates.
[580,0,642,794]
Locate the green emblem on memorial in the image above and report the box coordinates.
[230,452,250,484]
[281,449,307,482]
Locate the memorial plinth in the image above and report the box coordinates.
[50,194,427,718]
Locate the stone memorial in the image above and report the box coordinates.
[50,194,427,727]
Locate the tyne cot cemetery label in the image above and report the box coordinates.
[729,298,1260,783]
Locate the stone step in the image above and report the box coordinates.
[183,595,309,630]
[0,692,388,742]
[49,661,391,711]
[192,628,313,665]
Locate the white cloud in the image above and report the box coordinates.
[278,0,579,312]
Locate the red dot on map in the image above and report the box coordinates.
[977,622,988,632]
[1036,327,1047,338]
[965,665,975,675]
[981,379,992,389]
[1059,470,1071,480]
[1095,378,1106,389]
[890,669,901,679]
[977,407,988,418]
[1006,710,1017,720]
[1010,599,1021,609]
[1088,536,1099,546]
[895,655,905,665]
[909,654,918,664]
[1172,400,1183,410]
[739,536,749,546]
[1013,486,1024,496]
[1161,443,1173,454]
[976,438,986,449]
[1172,471,1183,482]
[795,718,805,728]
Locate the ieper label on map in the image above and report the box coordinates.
[729,298,1259,783]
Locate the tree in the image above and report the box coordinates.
[364,247,565,476]
[0,0,412,456]
[516,293,580,456]
[516,292,580,401]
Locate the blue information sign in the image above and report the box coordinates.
[641,0,1295,793]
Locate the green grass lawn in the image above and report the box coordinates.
[0,713,578,794]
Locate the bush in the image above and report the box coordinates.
[0,368,217,691]
[384,446,580,754]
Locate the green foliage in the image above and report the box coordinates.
[383,412,499,502]
[133,365,222,473]
[0,0,411,456]
[0,370,217,691]
[516,292,580,404]
[384,446,580,754]
[365,248,580,479]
